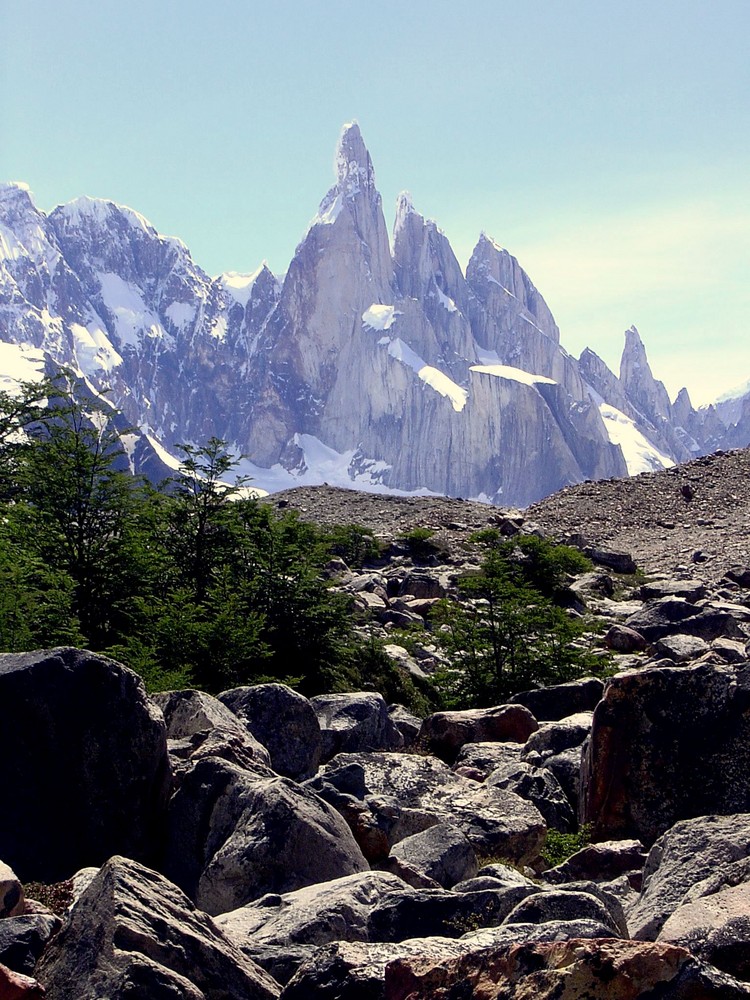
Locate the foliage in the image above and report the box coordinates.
[23,880,74,916]
[469,530,592,600]
[429,536,600,708]
[0,381,600,716]
[398,526,447,562]
[540,825,592,869]
[322,523,382,567]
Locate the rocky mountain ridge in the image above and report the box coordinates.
[1,124,747,504]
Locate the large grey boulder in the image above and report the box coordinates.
[311,692,403,761]
[153,689,273,775]
[279,923,616,1000]
[523,712,592,757]
[35,856,280,1000]
[0,862,23,918]
[502,889,623,936]
[164,756,368,915]
[306,752,546,866]
[544,746,583,814]
[542,839,647,887]
[216,871,410,984]
[388,823,478,889]
[279,940,469,1000]
[366,886,541,942]
[626,598,745,642]
[629,814,750,941]
[419,705,537,762]
[0,914,60,976]
[218,684,322,780]
[486,761,575,831]
[640,579,706,602]
[581,662,750,844]
[0,648,171,881]
[509,677,604,721]
[654,634,710,663]
[659,881,750,980]
[453,741,525,778]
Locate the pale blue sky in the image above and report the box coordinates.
[2,0,748,403]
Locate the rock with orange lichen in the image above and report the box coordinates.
[383,937,750,999]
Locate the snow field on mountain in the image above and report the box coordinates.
[598,403,674,475]
[0,342,46,393]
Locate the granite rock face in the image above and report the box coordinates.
[306,751,546,866]
[580,662,750,844]
[628,814,750,941]
[164,756,369,915]
[218,684,322,780]
[0,647,171,881]
[383,937,750,1000]
[35,856,280,1000]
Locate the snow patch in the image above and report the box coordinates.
[435,286,458,313]
[387,338,468,412]
[231,434,437,498]
[715,377,750,405]
[70,322,123,375]
[394,191,415,235]
[470,363,557,387]
[144,433,183,471]
[0,223,26,262]
[98,272,170,349]
[210,315,228,342]
[57,196,153,236]
[165,301,196,328]
[216,265,267,306]
[310,191,344,228]
[598,403,675,475]
[362,304,398,331]
[0,342,46,393]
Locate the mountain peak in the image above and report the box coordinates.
[394,191,417,235]
[334,121,375,195]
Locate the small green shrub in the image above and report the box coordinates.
[540,825,592,869]
[398,527,449,562]
[323,523,382,567]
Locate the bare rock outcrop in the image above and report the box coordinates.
[580,662,750,844]
[0,648,171,882]
[35,856,280,1000]
[383,937,750,999]
[164,756,368,915]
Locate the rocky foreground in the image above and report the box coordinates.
[3,452,750,997]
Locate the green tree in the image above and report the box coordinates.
[19,387,143,646]
[165,437,252,602]
[431,537,599,708]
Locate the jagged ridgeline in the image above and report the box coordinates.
[0,123,746,504]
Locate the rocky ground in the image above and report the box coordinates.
[266,446,750,585]
[3,451,750,998]
[528,447,750,584]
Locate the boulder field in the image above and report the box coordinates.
[3,618,750,996]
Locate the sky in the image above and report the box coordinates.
[1,0,748,405]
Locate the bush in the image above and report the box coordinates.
[540,825,592,869]
[428,536,600,709]
[398,527,448,562]
[323,523,382,567]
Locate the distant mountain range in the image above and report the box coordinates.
[1,123,747,505]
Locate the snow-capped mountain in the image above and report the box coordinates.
[0,124,744,504]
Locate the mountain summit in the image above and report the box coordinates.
[0,126,745,504]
